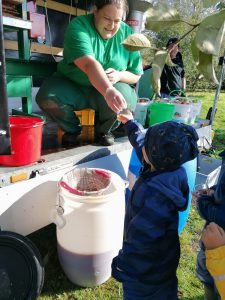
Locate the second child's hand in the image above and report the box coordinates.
[202,222,225,250]
[106,108,133,133]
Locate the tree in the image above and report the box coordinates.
[122,0,225,94]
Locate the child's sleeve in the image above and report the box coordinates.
[124,120,147,163]
[214,170,225,204]
[205,245,225,299]
[197,195,225,228]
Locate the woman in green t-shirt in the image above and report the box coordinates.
[36,0,143,147]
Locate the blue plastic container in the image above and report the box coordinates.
[126,149,197,234]
[125,149,141,201]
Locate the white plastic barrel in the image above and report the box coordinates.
[53,168,126,287]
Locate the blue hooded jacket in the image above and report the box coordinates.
[112,120,191,285]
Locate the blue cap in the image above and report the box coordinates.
[144,121,199,171]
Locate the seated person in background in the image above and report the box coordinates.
[112,111,199,300]
[202,222,225,299]
[196,168,225,300]
[158,37,186,99]
[36,0,142,147]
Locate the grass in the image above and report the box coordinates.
[30,91,225,300]
[188,90,225,153]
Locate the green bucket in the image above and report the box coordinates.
[148,102,175,126]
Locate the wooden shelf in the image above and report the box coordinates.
[3,15,32,30]
[4,40,63,56]
[36,0,86,16]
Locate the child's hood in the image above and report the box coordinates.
[145,167,189,211]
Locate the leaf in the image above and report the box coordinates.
[153,50,168,76]
[121,33,151,51]
[145,4,182,32]
[191,37,219,84]
[165,54,177,67]
[191,38,200,65]
[195,10,225,56]
[150,66,160,94]
[150,50,175,93]
[197,52,219,85]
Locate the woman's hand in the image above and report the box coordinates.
[104,86,127,113]
[105,68,121,84]
[202,222,225,250]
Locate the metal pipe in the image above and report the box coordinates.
[127,0,153,33]
[209,49,225,126]
[0,0,11,155]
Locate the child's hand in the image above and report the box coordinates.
[191,185,214,205]
[202,222,225,250]
[117,109,133,124]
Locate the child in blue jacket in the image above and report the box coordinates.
[111,111,199,300]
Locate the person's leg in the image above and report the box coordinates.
[36,77,137,146]
[36,75,89,134]
[122,278,178,300]
[196,245,220,300]
[204,285,218,300]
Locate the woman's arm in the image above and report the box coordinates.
[105,68,141,85]
[119,70,141,84]
[75,55,127,113]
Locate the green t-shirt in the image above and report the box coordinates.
[57,14,143,86]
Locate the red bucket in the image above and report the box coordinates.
[0,116,44,166]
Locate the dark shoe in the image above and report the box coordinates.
[95,133,115,146]
[61,132,80,147]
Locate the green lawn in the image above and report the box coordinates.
[31,91,225,300]
[189,90,225,152]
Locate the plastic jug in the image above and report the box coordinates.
[51,168,126,287]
